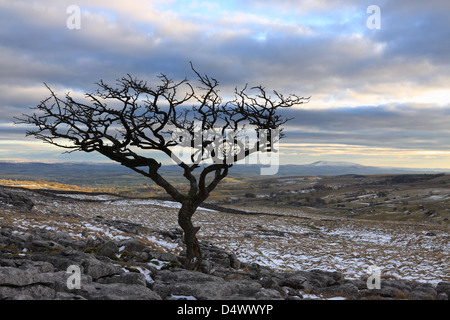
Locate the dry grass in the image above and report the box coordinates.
[0,179,102,192]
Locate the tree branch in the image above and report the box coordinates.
[16,64,308,205]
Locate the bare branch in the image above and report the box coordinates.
[16,65,308,205]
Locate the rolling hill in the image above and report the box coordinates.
[1,160,449,187]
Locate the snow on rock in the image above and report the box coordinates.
[1,188,448,287]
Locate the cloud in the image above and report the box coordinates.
[281,103,450,150]
[1,0,449,167]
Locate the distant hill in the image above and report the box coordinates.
[309,161,362,167]
[0,160,449,186]
[231,161,450,176]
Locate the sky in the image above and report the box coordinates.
[1,0,450,169]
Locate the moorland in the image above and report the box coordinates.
[1,162,449,289]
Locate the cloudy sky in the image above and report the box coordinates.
[1,0,450,168]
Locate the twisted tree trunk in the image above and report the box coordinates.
[178,201,202,270]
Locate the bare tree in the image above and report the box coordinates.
[16,63,309,270]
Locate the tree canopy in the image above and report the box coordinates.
[16,63,309,269]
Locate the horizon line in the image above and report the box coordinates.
[1,159,450,171]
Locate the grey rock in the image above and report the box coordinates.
[1,259,54,273]
[199,242,238,268]
[281,286,298,297]
[85,238,106,249]
[0,284,56,300]
[359,288,382,298]
[351,279,369,290]
[407,290,436,300]
[153,268,230,300]
[379,286,407,298]
[131,251,149,263]
[55,292,87,300]
[0,188,34,211]
[281,274,312,290]
[98,272,147,286]
[408,283,437,300]
[0,268,89,300]
[71,283,161,300]
[32,249,123,280]
[81,258,123,280]
[382,279,412,292]
[56,238,86,250]
[97,241,119,257]
[436,281,450,298]
[93,216,143,234]
[255,288,284,300]
[0,221,446,301]
[0,259,16,267]
[10,294,35,300]
[0,263,158,300]
[120,238,146,252]
[149,250,179,263]
[157,228,183,241]
[35,271,93,291]
[55,231,71,240]
[302,269,343,288]
[0,267,35,287]
[437,293,448,300]
[259,275,281,290]
[227,279,262,296]
[153,268,281,300]
[319,283,360,299]
[30,240,63,252]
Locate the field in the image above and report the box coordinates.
[1,172,448,285]
[216,173,450,225]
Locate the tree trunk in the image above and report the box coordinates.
[178,202,202,270]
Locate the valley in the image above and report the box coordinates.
[1,170,448,285]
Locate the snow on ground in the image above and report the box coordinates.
[104,199,217,212]
[58,194,120,201]
[2,193,448,284]
[198,213,449,284]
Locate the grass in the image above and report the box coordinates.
[0,179,110,193]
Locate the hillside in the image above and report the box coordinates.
[1,161,449,188]
[1,167,449,300]
[217,173,450,225]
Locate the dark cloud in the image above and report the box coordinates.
[281,104,450,150]
[366,1,450,65]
